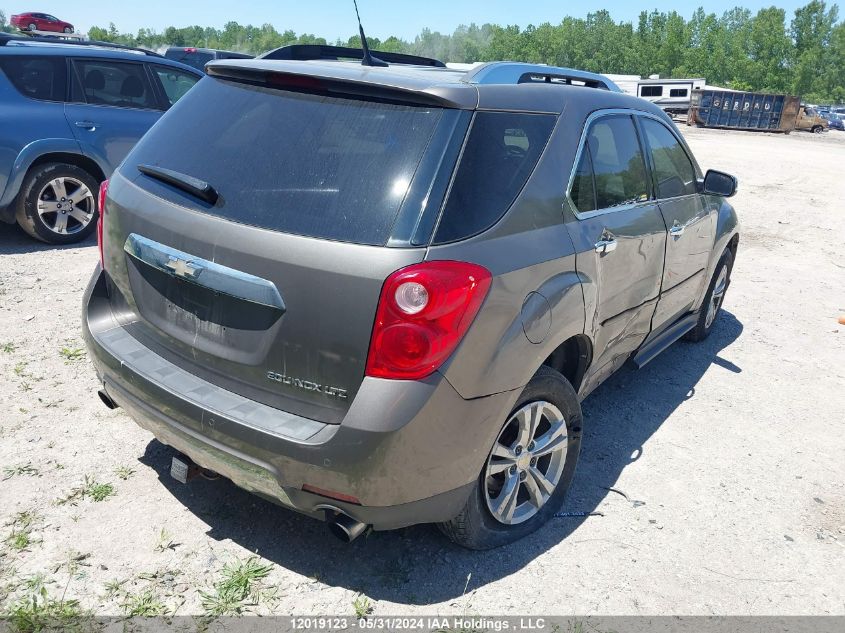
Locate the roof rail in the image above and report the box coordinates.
[464,62,622,92]
[0,32,163,57]
[261,44,446,68]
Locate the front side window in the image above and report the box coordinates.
[153,65,200,106]
[72,60,158,109]
[0,56,66,102]
[575,115,650,211]
[641,118,696,199]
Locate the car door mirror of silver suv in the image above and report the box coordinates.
[700,169,738,197]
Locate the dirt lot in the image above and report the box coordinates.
[1,126,844,621]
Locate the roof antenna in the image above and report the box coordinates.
[353,0,388,67]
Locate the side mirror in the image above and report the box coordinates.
[701,169,738,198]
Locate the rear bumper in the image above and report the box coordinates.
[82,266,518,529]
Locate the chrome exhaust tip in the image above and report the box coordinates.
[327,512,368,543]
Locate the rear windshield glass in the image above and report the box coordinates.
[165,50,214,71]
[125,77,451,245]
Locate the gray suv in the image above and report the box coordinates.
[0,35,202,244]
[82,46,739,549]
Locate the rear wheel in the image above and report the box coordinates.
[15,163,99,244]
[27,23,37,31]
[439,366,583,549]
[684,249,733,342]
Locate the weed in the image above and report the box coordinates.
[123,588,168,617]
[13,361,27,376]
[2,342,16,353]
[3,463,40,480]
[5,511,38,552]
[56,476,115,505]
[103,579,126,599]
[1,585,90,632]
[352,593,373,619]
[114,466,135,481]
[59,347,86,363]
[199,555,272,617]
[153,528,178,553]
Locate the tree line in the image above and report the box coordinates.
[2,3,843,102]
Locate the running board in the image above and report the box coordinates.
[630,313,699,369]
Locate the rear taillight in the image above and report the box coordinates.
[97,180,108,269]
[365,261,492,381]
[184,47,197,52]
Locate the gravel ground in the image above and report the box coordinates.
[0,126,843,619]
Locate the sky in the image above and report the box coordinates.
[2,1,820,40]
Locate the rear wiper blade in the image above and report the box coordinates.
[137,164,218,205]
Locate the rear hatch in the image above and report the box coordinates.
[102,68,469,424]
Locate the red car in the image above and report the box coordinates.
[10,12,74,33]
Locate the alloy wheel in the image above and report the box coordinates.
[705,264,728,329]
[36,177,95,236]
[484,400,568,525]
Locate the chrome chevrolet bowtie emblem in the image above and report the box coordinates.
[165,257,199,279]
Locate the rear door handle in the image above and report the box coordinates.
[595,238,618,254]
[74,121,96,130]
[669,222,685,237]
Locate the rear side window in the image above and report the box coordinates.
[152,65,200,106]
[641,118,696,199]
[570,115,650,212]
[0,56,66,102]
[670,88,688,98]
[641,86,663,97]
[433,112,555,243]
[71,60,158,109]
[125,78,454,246]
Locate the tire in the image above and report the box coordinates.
[684,249,734,342]
[63,27,73,34]
[15,163,100,245]
[812,125,823,134]
[28,23,37,31]
[439,366,583,550]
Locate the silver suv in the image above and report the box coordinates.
[82,46,739,549]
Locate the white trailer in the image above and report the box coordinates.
[636,77,706,115]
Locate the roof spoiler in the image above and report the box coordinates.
[464,62,622,92]
[261,44,446,68]
[0,32,162,57]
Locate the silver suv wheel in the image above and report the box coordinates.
[705,263,728,329]
[37,177,95,236]
[484,400,568,525]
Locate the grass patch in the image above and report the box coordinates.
[1,585,91,632]
[199,555,272,617]
[5,511,38,552]
[114,466,135,481]
[122,588,168,617]
[352,593,373,619]
[153,528,178,553]
[56,476,115,505]
[2,342,16,353]
[59,347,86,363]
[13,361,27,376]
[3,463,40,480]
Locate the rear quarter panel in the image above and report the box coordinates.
[429,112,588,399]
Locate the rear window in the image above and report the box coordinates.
[165,49,215,71]
[125,77,455,246]
[0,56,66,102]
